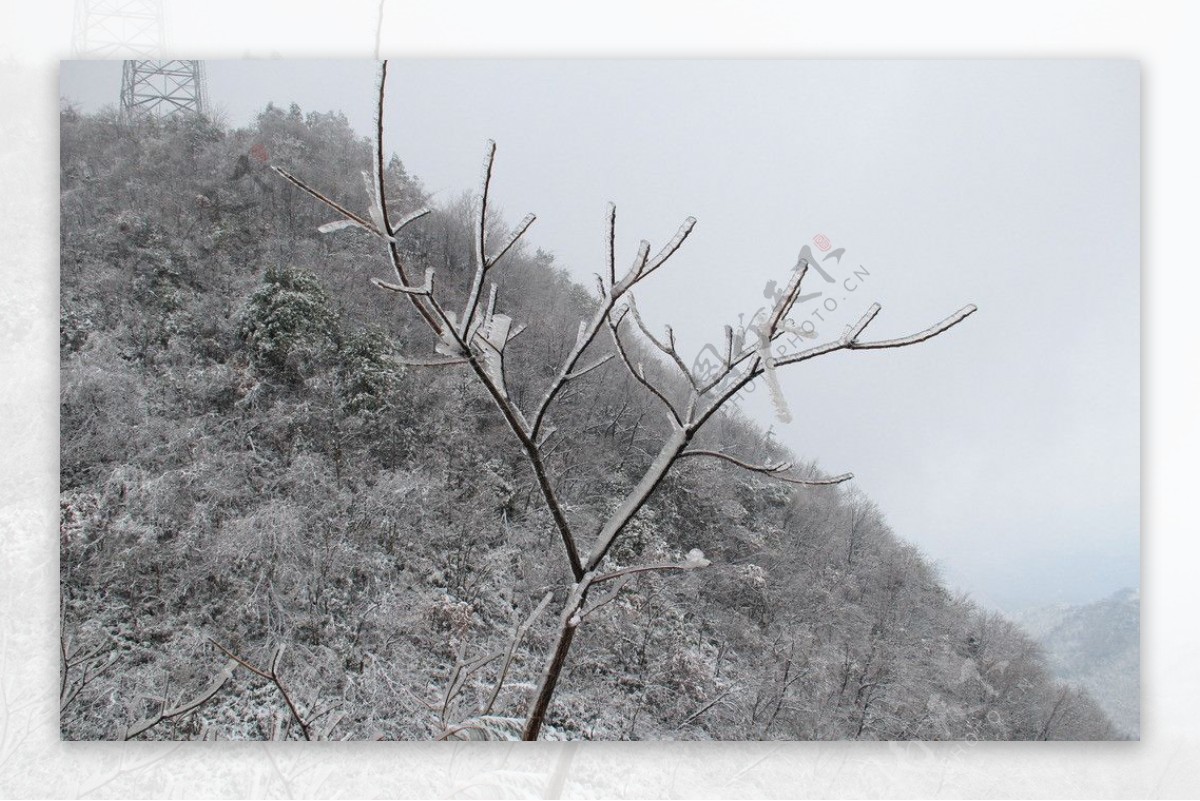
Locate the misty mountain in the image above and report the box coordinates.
[1016,587,1140,737]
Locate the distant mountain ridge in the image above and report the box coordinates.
[1016,587,1140,737]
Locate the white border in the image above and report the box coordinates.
[4,0,1196,797]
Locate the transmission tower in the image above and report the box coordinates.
[72,0,164,58]
[120,60,209,119]
[73,0,207,120]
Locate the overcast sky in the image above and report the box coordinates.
[60,59,1139,613]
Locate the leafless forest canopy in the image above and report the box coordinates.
[59,97,1118,741]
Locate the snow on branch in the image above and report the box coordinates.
[607,305,683,428]
[642,217,698,280]
[612,216,696,295]
[592,549,712,586]
[459,142,536,339]
[371,267,434,296]
[209,639,342,741]
[623,294,699,392]
[481,591,555,716]
[845,303,978,350]
[606,203,617,287]
[391,355,471,368]
[392,206,434,233]
[762,257,811,335]
[678,448,854,485]
[566,353,615,381]
[272,166,385,239]
[122,659,237,740]
[488,213,536,268]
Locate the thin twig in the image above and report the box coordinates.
[123,660,236,740]
[678,449,853,485]
[607,307,683,428]
[209,640,315,741]
[846,304,978,350]
[482,591,554,715]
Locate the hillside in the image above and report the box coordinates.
[59,102,1118,741]
[1016,588,1140,737]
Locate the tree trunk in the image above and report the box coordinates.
[523,581,590,741]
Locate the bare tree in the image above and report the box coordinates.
[121,660,237,741]
[209,640,346,741]
[271,61,977,740]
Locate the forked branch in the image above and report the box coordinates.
[122,659,237,740]
[209,639,335,741]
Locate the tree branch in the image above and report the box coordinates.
[641,216,697,281]
[365,63,584,581]
[271,166,383,238]
[592,552,711,586]
[482,591,554,716]
[585,426,691,571]
[679,449,853,485]
[123,660,236,740]
[606,306,683,429]
[623,295,699,392]
[209,640,317,741]
[391,355,471,368]
[371,268,433,296]
[846,304,978,350]
[488,213,536,268]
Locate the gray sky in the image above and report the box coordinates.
[60,59,1139,613]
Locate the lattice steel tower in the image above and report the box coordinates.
[74,0,209,120]
[120,60,208,119]
[73,0,165,58]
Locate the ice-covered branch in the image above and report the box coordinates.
[607,306,683,428]
[695,301,978,432]
[566,353,615,381]
[678,449,853,485]
[392,206,434,233]
[623,295,699,393]
[641,216,697,281]
[592,549,712,586]
[842,301,883,343]
[529,303,612,439]
[763,258,810,336]
[577,575,631,620]
[846,304,978,350]
[482,591,555,716]
[585,426,691,572]
[371,267,434,296]
[606,203,617,287]
[459,142,536,338]
[488,213,536,268]
[210,640,324,741]
[273,166,385,237]
[391,355,471,368]
[122,659,237,740]
[439,644,504,727]
[611,216,696,295]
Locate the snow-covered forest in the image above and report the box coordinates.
[59,89,1120,741]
